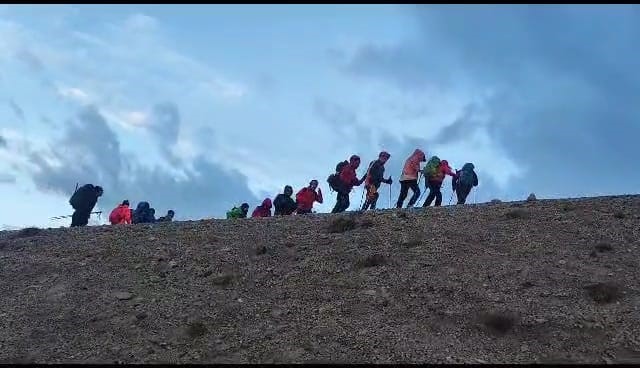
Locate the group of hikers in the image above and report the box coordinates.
[67,184,175,227]
[225,148,478,218]
[65,148,478,226]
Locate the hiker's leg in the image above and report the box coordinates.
[434,183,443,206]
[423,182,436,207]
[72,208,90,227]
[396,181,409,208]
[370,192,379,210]
[71,210,81,227]
[331,193,342,213]
[334,192,349,213]
[407,180,421,207]
[457,185,470,204]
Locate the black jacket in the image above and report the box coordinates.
[366,160,388,189]
[69,184,99,211]
[273,194,297,215]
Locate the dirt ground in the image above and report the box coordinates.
[1,195,639,364]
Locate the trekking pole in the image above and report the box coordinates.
[388,183,392,208]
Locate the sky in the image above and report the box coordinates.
[1,4,639,229]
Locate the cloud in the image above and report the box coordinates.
[0,135,6,148]
[25,106,257,220]
[57,86,92,104]
[8,99,25,122]
[342,5,640,198]
[0,173,15,184]
[15,48,44,72]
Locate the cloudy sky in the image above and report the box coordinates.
[1,4,638,229]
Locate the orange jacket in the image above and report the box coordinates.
[109,204,132,225]
[296,187,323,212]
[400,149,426,181]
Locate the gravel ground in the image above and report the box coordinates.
[1,195,639,364]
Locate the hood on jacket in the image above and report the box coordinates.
[410,149,426,162]
[461,163,475,171]
[284,185,293,196]
[261,198,272,208]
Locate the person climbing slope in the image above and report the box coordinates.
[452,163,478,204]
[329,155,365,213]
[108,200,132,225]
[273,185,297,216]
[132,201,155,224]
[251,198,273,218]
[227,203,250,219]
[157,210,175,222]
[296,180,323,214]
[422,156,457,207]
[362,151,393,211]
[396,149,426,208]
[69,184,103,227]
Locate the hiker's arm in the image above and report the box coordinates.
[316,188,323,204]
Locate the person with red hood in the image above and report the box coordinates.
[296,180,323,214]
[251,198,273,218]
[396,149,426,208]
[331,154,365,213]
[422,157,457,207]
[108,200,132,225]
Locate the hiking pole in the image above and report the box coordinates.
[388,183,392,209]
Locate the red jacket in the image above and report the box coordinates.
[429,160,456,184]
[296,187,323,212]
[109,204,132,225]
[251,198,272,218]
[400,149,426,181]
[339,163,362,192]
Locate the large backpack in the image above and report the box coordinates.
[327,160,349,192]
[458,163,476,188]
[423,156,441,179]
[69,184,93,210]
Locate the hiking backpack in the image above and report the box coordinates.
[327,160,349,191]
[69,184,92,210]
[458,163,476,187]
[423,156,441,178]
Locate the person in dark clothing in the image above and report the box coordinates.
[362,151,393,211]
[452,163,479,204]
[158,210,175,222]
[331,155,365,213]
[133,202,156,224]
[273,185,297,216]
[69,184,103,227]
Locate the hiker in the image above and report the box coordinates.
[251,198,272,218]
[132,201,155,224]
[148,208,156,223]
[273,186,297,216]
[157,210,175,222]
[362,151,393,211]
[108,200,132,225]
[396,149,426,208]
[329,155,365,213]
[422,156,457,207]
[452,163,478,204]
[69,184,103,227]
[296,180,323,214]
[227,203,250,219]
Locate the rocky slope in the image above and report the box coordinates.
[1,195,639,364]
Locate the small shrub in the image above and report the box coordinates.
[212,273,235,286]
[185,321,208,339]
[480,311,517,335]
[357,254,387,268]
[328,217,357,233]
[584,282,621,304]
[595,242,613,253]
[614,211,626,219]
[505,209,529,220]
[14,227,41,239]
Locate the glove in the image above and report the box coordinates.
[386,177,393,185]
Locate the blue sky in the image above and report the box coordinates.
[1,5,638,229]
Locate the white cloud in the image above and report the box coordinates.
[57,86,91,104]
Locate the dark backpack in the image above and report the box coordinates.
[327,160,349,192]
[458,163,476,188]
[69,184,93,210]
